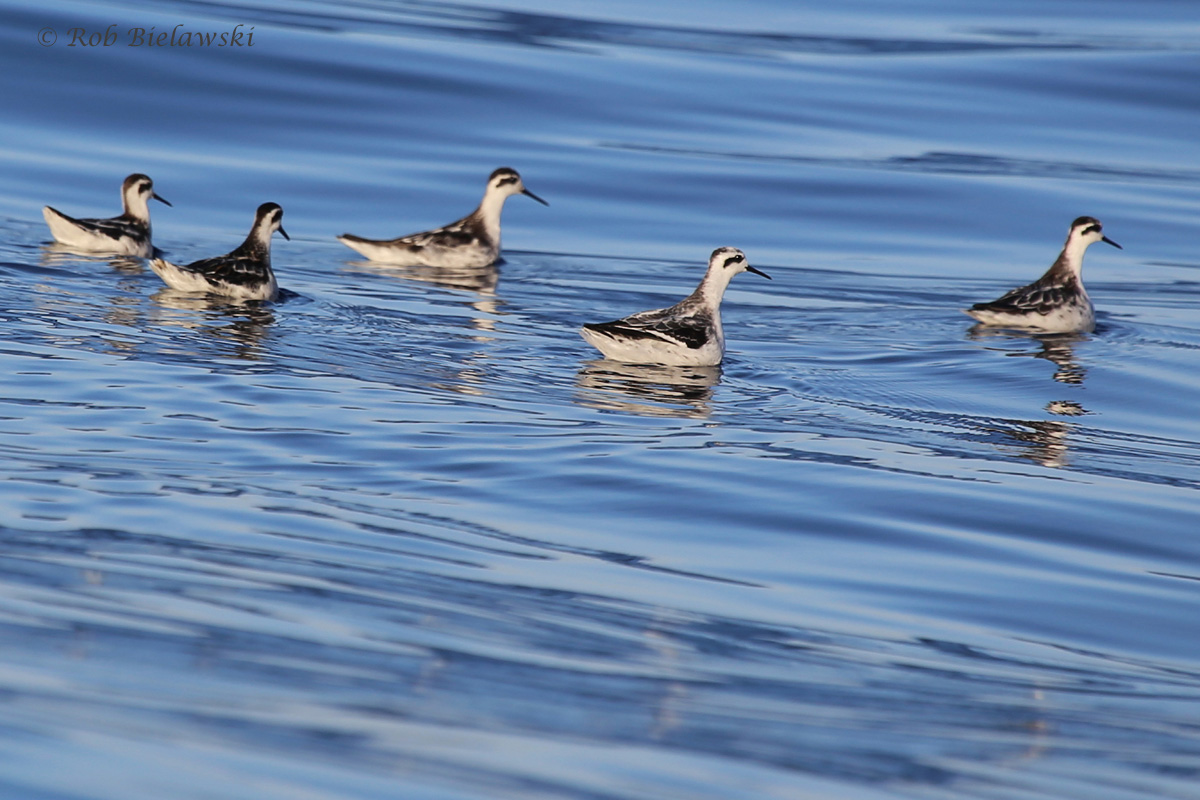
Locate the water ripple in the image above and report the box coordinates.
[3,1,1200,796]
[172,0,1200,56]
[603,144,1200,185]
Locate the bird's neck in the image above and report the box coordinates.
[122,192,151,224]
[692,267,735,306]
[236,224,274,259]
[1048,236,1090,281]
[474,190,508,241]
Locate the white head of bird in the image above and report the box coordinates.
[479,167,547,216]
[694,246,771,302]
[248,202,289,251]
[121,173,171,222]
[1060,216,1121,275]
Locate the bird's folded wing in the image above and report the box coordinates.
[187,255,269,286]
[974,282,1070,314]
[585,308,710,350]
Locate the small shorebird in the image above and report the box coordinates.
[580,247,771,366]
[43,173,171,257]
[337,167,547,267]
[965,216,1121,333]
[149,203,288,301]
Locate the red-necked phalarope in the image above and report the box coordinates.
[965,216,1121,333]
[43,173,171,257]
[149,203,288,301]
[580,247,771,366]
[337,167,547,267]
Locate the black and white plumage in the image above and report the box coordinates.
[43,173,171,257]
[580,247,772,366]
[965,216,1122,333]
[337,167,547,267]
[149,203,289,301]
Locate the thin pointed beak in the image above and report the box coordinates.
[1102,235,1122,250]
[747,265,772,280]
[278,226,290,241]
[522,188,549,206]
[153,193,172,207]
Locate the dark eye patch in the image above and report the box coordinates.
[1083,224,1101,236]
[496,176,519,187]
[723,254,744,267]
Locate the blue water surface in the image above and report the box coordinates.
[0,1,1198,798]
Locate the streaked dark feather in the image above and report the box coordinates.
[72,215,147,242]
[585,306,711,350]
[396,216,484,249]
[183,254,271,287]
[972,276,1078,315]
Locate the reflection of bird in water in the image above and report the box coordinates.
[345,260,500,295]
[967,328,1088,385]
[966,328,1092,467]
[641,609,690,742]
[998,418,1074,468]
[575,360,722,418]
[344,260,504,342]
[39,246,146,275]
[149,288,277,359]
[1046,400,1087,417]
[99,294,145,349]
[1033,334,1087,385]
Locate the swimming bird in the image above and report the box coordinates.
[580,247,771,366]
[149,203,288,301]
[43,173,171,257]
[965,216,1121,333]
[337,167,547,267]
